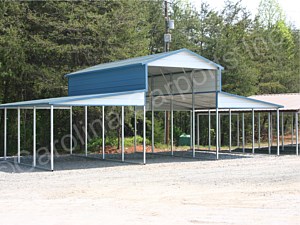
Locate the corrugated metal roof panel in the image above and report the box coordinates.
[66,51,178,77]
[68,64,147,96]
[218,92,282,109]
[249,93,300,111]
[0,90,145,108]
[147,51,218,70]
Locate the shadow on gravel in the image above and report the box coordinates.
[0,150,252,173]
[230,145,298,155]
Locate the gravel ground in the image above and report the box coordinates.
[0,153,299,225]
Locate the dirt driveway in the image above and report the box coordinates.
[0,153,299,225]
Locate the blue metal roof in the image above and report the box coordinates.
[65,48,224,77]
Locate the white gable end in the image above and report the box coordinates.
[147,51,218,70]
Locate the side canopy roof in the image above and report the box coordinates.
[0,90,145,109]
[217,92,283,109]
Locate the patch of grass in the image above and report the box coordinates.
[88,136,151,151]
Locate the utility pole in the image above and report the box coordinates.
[163,1,174,145]
[164,0,170,52]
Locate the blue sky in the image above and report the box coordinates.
[189,0,300,28]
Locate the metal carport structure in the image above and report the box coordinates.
[0,49,282,171]
[0,90,146,171]
[249,93,300,155]
[196,93,299,156]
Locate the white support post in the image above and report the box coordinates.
[121,106,125,162]
[33,107,36,167]
[219,114,221,151]
[192,109,195,157]
[171,100,174,155]
[192,111,196,158]
[151,102,154,153]
[190,111,192,150]
[102,106,105,159]
[281,112,284,151]
[4,108,7,160]
[216,108,219,159]
[164,111,167,144]
[70,106,73,155]
[192,86,195,158]
[134,106,137,153]
[50,105,54,171]
[143,106,146,164]
[252,109,255,154]
[229,109,232,152]
[277,109,280,156]
[296,112,298,156]
[215,89,219,159]
[85,106,88,157]
[208,110,211,151]
[197,114,200,149]
[291,113,294,145]
[258,113,261,149]
[242,112,245,153]
[268,112,271,154]
[270,113,273,147]
[237,114,240,148]
[170,73,174,155]
[17,107,20,163]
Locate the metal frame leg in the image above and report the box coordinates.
[151,104,154,153]
[17,107,20,163]
[208,110,211,151]
[70,106,73,155]
[50,105,54,171]
[268,112,271,154]
[277,109,280,156]
[242,113,245,153]
[190,111,192,150]
[252,109,255,154]
[281,112,284,151]
[33,106,36,167]
[102,106,105,159]
[121,106,125,162]
[291,113,294,145]
[4,108,7,160]
[197,114,200,149]
[258,112,261,149]
[85,106,88,156]
[216,108,219,159]
[229,109,232,152]
[134,106,137,153]
[296,112,298,156]
[143,106,146,164]
[171,101,174,155]
[237,114,240,148]
[219,114,221,151]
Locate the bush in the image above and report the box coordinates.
[88,135,150,151]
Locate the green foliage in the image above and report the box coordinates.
[88,135,150,151]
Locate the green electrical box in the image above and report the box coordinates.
[178,133,190,146]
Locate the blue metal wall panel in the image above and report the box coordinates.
[68,64,146,96]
